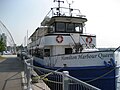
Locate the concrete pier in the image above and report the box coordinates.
[0,55,50,90]
[0,55,23,90]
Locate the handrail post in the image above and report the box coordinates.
[24,58,33,90]
[31,58,33,71]
[63,71,69,90]
[27,63,32,90]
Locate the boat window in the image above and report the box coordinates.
[35,48,39,57]
[34,48,43,58]
[48,26,54,33]
[56,23,65,32]
[65,48,72,54]
[66,23,74,32]
[44,49,50,57]
[75,24,83,33]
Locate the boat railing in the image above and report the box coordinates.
[114,46,120,52]
[44,7,85,19]
[23,57,101,90]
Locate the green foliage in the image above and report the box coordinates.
[0,39,6,52]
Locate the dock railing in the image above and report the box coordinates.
[23,57,101,90]
[24,58,33,90]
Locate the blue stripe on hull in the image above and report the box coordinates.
[34,60,118,90]
[68,67,117,90]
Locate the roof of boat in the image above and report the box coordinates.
[41,15,87,26]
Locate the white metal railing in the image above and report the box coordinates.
[44,7,84,19]
[23,57,101,90]
[24,58,33,90]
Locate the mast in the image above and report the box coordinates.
[66,0,74,16]
[53,0,64,16]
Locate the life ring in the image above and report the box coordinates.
[86,37,92,44]
[56,35,63,43]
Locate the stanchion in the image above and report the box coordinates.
[63,71,69,90]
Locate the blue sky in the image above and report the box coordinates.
[0,0,120,48]
[0,0,53,45]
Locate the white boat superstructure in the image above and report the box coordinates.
[27,6,115,68]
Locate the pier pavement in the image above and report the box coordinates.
[0,55,50,90]
[0,55,23,90]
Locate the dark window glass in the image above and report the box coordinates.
[56,23,65,32]
[33,48,43,58]
[65,48,72,54]
[66,23,74,32]
[44,49,50,56]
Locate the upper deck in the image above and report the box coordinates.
[41,7,87,26]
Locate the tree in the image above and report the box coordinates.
[0,39,6,52]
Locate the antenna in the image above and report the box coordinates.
[53,0,64,16]
[66,0,74,16]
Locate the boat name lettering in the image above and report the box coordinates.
[61,53,113,60]
[78,54,97,59]
[98,53,113,59]
[61,55,77,60]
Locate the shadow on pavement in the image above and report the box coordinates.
[0,57,24,90]
[0,57,23,72]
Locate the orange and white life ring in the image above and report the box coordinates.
[56,35,63,43]
[86,37,92,44]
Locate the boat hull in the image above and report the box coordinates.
[34,60,119,90]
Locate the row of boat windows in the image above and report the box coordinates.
[29,48,72,58]
[50,22,83,33]
[30,22,83,42]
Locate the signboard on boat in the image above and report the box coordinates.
[46,51,114,67]
[61,52,113,60]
